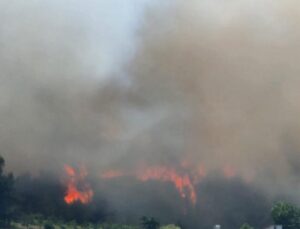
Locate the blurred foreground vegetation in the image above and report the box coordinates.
[9,216,180,229]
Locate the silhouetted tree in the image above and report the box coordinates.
[44,221,55,229]
[141,216,160,229]
[240,223,254,229]
[271,201,300,229]
[0,155,15,227]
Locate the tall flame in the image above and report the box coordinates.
[101,165,198,205]
[100,162,242,206]
[64,164,93,204]
[137,166,197,205]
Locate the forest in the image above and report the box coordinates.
[1,155,300,229]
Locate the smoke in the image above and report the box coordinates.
[2,0,300,227]
[125,0,300,199]
[0,0,157,173]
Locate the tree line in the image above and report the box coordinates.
[1,154,300,229]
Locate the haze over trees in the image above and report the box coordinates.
[0,155,14,227]
[239,223,254,229]
[1,153,300,229]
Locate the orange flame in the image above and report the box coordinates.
[101,169,124,179]
[64,164,93,204]
[100,163,244,206]
[101,165,198,205]
[137,166,197,205]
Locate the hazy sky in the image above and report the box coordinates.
[4,2,300,228]
[0,0,161,82]
[2,0,300,202]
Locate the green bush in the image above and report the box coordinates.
[141,216,160,229]
[239,223,254,229]
[160,224,181,229]
[44,222,55,229]
[271,201,300,229]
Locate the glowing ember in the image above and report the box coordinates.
[64,164,93,204]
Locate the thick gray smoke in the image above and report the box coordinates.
[124,0,300,201]
[126,0,300,200]
[0,0,156,173]
[2,0,300,226]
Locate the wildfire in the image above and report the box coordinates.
[97,162,242,206]
[61,158,245,207]
[100,169,124,179]
[64,164,93,204]
[137,166,197,205]
[101,165,198,205]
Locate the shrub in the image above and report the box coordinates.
[44,222,55,229]
[240,223,254,229]
[141,216,160,229]
[271,201,300,229]
[160,224,181,229]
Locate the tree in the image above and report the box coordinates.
[271,201,300,229]
[0,156,4,175]
[44,221,55,229]
[160,225,181,229]
[0,155,15,227]
[240,223,254,229]
[141,216,160,229]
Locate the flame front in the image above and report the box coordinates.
[137,166,197,205]
[101,165,198,205]
[101,169,124,179]
[64,164,93,204]
[100,163,242,206]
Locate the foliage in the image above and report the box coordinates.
[98,223,139,229]
[141,216,160,229]
[4,153,300,229]
[0,155,15,227]
[44,221,55,229]
[160,224,181,229]
[14,173,108,224]
[271,201,300,229]
[239,223,254,229]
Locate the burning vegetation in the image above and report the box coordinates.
[0,154,284,229]
[2,0,300,228]
[64,164,93,204]
[136,166,197,205]
[99,162,240,206]
[101,164,200,205]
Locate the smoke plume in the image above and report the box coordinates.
[2,0,300,228]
